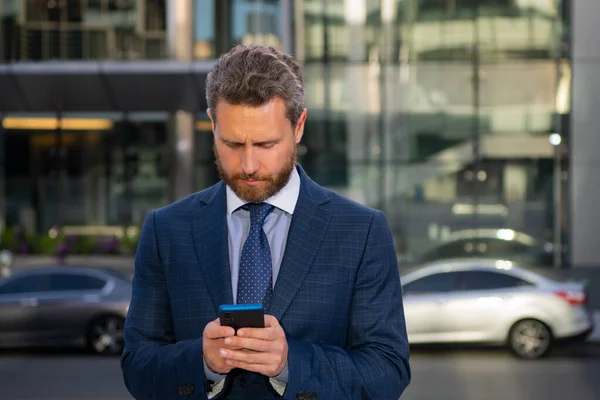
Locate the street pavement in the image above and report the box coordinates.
[1,345,599,400]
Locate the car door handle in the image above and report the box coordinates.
[20,298,39,307]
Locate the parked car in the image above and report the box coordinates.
[0,266,131,355]
[414,229,555,267]
[401,258,594,358]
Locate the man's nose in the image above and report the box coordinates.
[241,148,258,175]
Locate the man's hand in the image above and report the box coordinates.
[203,318,237,374]
[219,315,288,377]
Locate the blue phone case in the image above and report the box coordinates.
[219,304,264,313]
[219,304,265,330]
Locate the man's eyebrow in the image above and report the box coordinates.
[220,137,239,144]
[253,138,282,146]
[220,137,282,145]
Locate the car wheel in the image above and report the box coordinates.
[508,319,553,359]
[87,315,125,355]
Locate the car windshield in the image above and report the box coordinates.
[522,266,570,282]
[98,268,132,282]
[399,265,422,278]
[16,266,133,282]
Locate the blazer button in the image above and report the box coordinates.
[178,383,195,396]
[296,391,317,400]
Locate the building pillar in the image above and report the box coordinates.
[0,115,5,233]
[194,121,218,190]
[166,0,195,202]
[380,0,398,215]
[280,0,293,55]
[167,111,196,201]
[0,0,4,61]
[344,0,371,205]
[214,0,232,56]
[570,0,600,267]
[293,0,305,62]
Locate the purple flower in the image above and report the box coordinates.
[57,242,70,257]
[20,243,29,254]
[98,237,120,253]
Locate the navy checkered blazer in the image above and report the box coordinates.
[121,165,411,399]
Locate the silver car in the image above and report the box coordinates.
[0,266,131,355]
[401,258,594,358]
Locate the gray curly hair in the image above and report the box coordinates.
[205,44,305,127]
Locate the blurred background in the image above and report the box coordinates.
[0,0,599,399]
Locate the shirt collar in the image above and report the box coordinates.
[226,166,300,216]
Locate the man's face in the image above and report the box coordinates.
[209,97,307,203]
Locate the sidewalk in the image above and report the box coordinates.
[11,254,135,271]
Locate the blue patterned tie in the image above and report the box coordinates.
[237,202,274,309]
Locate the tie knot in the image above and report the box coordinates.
[242,202,274,226]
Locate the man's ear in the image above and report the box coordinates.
[294,108,307,144]
[207,108,216,132]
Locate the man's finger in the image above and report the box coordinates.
[220,348,271,365]
[224,359,278,376]
[223,351,286,377]
[204,321,235,339]
[264,314,280,328]
[236,327,277,340]
[225,336,270,352]
[223,343,245,351]
[237,316,281,340]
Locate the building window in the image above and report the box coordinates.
[194,0,215,59]
[231,0,282,49]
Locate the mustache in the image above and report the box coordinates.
[232,173,273,181]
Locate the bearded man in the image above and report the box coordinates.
[121,44,411,400]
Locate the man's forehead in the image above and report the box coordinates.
[215,97,286,116]
[216,125,283,143]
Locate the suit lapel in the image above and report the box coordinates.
[192,182,234,312]
[269,168,331,320]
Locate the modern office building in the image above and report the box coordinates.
[0,0,597,273]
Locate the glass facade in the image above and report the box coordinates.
[231,0,283,49]
[0,0,571,263]
[299,0,570,263]
[3,118,168,232]
[193,0,285,59]
[1,0,167,62]
[194,0,216,59]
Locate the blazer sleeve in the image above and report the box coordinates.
[283,210,411,399]
[120,211,209,400]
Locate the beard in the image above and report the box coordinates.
[214,144,296,203]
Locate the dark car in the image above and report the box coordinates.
[0,266,131,354]
[415,229,555,267]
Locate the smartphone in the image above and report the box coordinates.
[218,304,265,332]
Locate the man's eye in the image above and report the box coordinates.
[259,143,275,149]
[227,142,242,148]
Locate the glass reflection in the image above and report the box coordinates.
[194,0,215,59]
[299,0,567,262]
[231,0,283,49]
